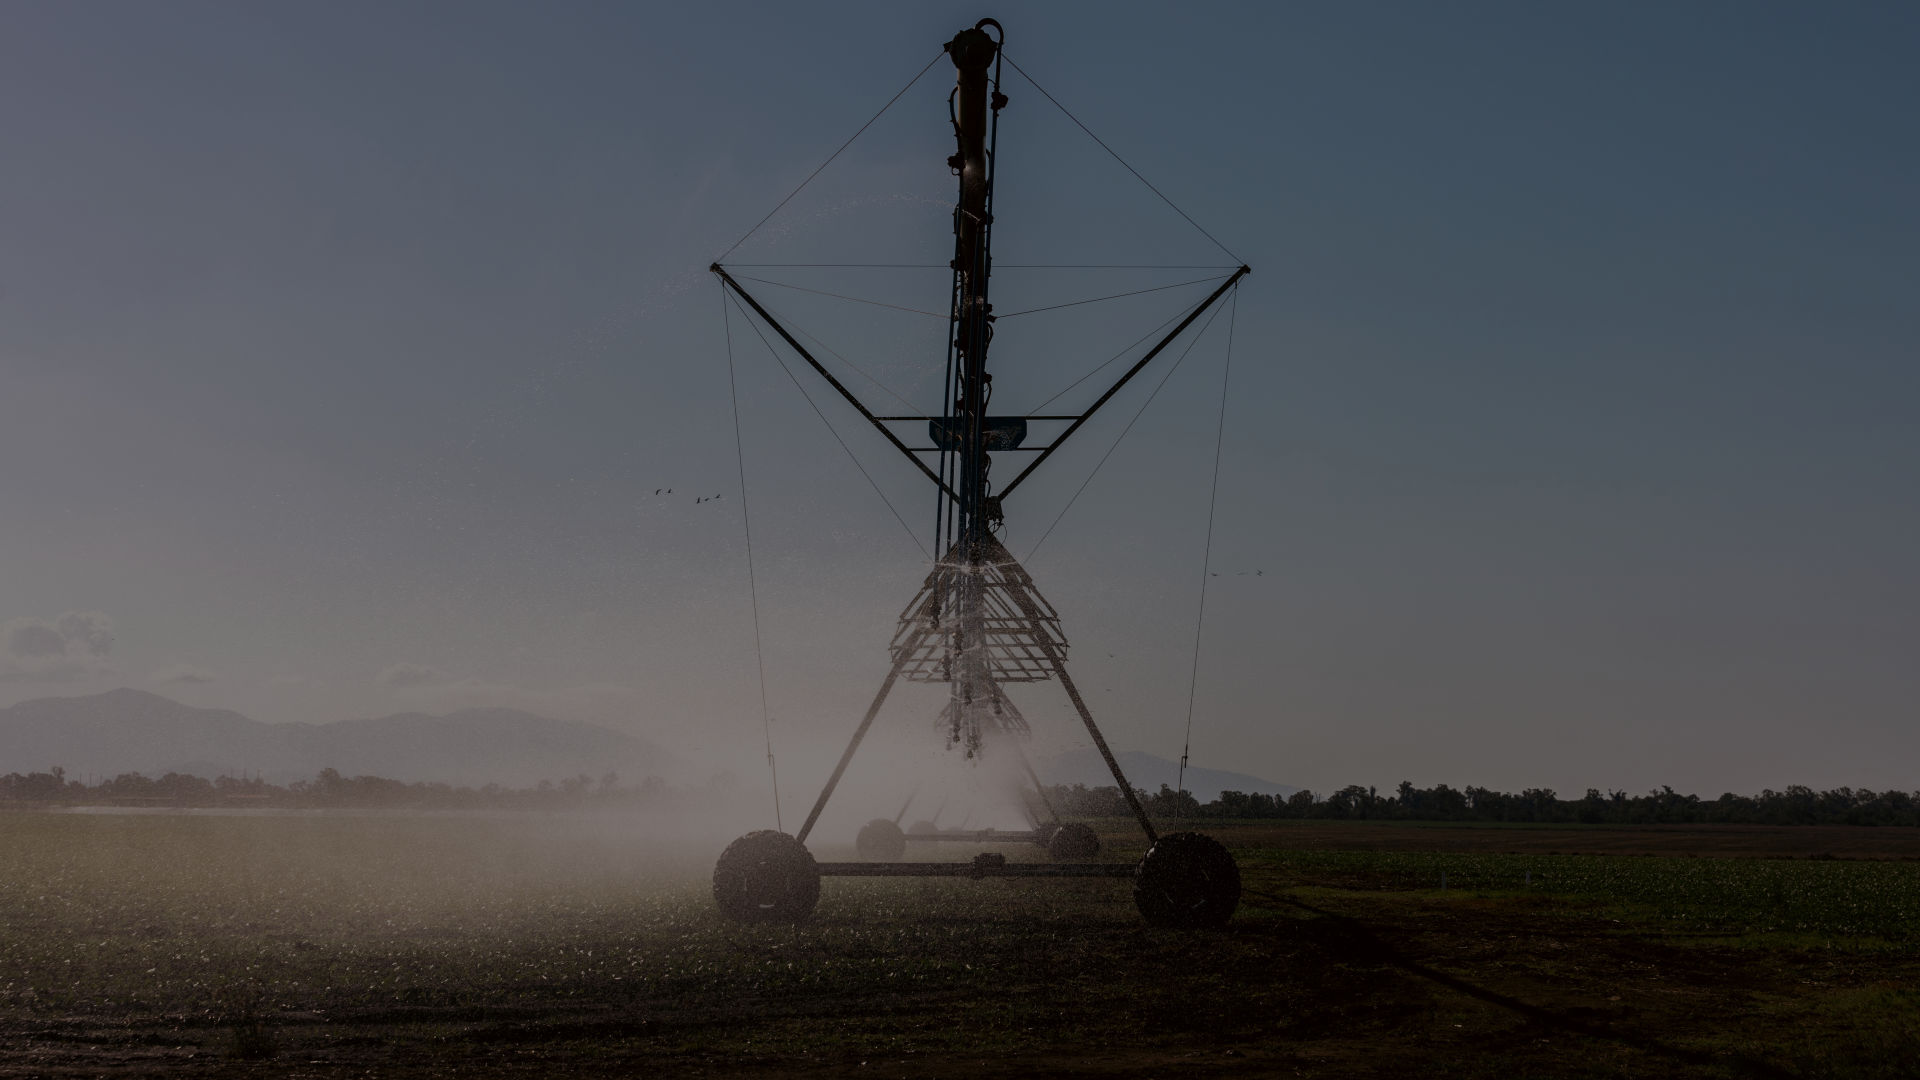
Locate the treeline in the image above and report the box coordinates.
[0,766,677,811]
[11,767,1920,826]
[1045,781,1920,827]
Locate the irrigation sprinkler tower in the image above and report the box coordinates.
[711,18,1249,927]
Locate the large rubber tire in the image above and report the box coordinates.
[1031,823,1061,849]
[855,818,907,861]
[1047,821,1100,860]
[1134,831,1240,928]
[712,831,820,923]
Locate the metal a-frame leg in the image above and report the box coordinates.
[794,632,921,844]
[1045,652,1158,845]
[790,554,1153,848]
[992,562,1159,846]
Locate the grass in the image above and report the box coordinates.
[1,813,1917,1077]
[1242,848,1920,941]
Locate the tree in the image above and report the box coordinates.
[1148,784,1200,820]
[1285,790,1316,817]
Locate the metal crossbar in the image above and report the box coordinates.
[817,861,1136,878]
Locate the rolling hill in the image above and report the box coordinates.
[1040,748,1298,804]
[0,688,672,788]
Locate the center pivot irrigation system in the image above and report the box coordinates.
[710,19,1249,928]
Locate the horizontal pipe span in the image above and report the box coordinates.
[875,415,1082,421]
[904,831,1047,842]
[817,861,1137,878]
[906,446,1049,453]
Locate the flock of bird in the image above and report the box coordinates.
[653,488,726,504]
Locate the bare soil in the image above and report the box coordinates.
[2,817,1915,1078]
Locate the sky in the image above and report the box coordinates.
[2,1,1916,801]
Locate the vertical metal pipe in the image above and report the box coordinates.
[943,25,1001,757]
[947,26,995,551]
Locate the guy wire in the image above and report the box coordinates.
[716,52,945,264]
[1024,294,1231,562]
[720,282,782,830]
[1179,285,1239,798]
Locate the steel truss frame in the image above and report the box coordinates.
[710,18,1247,880]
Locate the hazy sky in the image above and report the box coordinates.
[3,1,1915,799]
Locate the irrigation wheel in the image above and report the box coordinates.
[855,818,907,861]
[1133,831,1240,928]
[712,831,821,923]
[1047,821,1100,859]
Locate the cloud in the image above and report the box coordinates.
[378,662,449,688]
[152,664,216,685]
[1,612,116,682]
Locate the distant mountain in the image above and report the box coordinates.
[0,688,672,787]
[1040,748,1298,804]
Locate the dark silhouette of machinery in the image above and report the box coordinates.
[711,18,1248,928]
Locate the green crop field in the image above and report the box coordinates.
[1247,849,1920,940]
[1,813,1916,1077]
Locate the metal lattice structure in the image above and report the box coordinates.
[889,536,1066,686]
[709,17,1249,927]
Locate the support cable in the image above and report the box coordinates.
[727,263,951,269]
[720,285,781,830]
[715,51,946,264]
[733,274,950,319]
[1000,264,1239,270]
[1027,291,1207,414]
[1001,54,1241,265]
[728,292,931,560]
[995,274,1226,319]
[724,263,1237,270]
[1178,286,1239,798]
[1025,290,1232,562]
[772,306,933,421]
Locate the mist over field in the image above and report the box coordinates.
[3,3,1918,1075]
